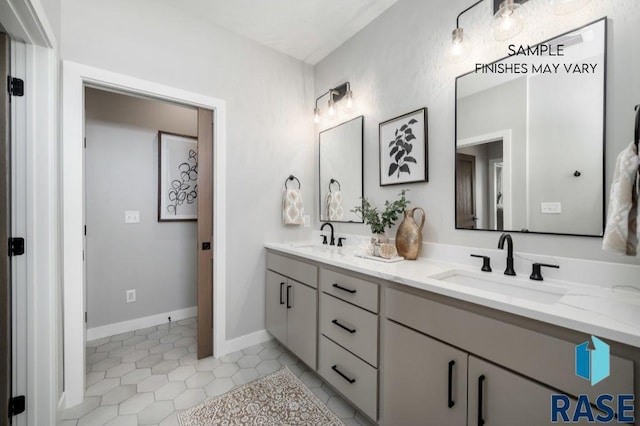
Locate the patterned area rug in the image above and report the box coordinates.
[177,367,345,425]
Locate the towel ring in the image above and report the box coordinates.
[285,175,301,190]
[329,179,341,192]
[634,104,639,150]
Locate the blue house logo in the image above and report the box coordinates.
[575,336,610,386]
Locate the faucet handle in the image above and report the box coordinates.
[530,263,559,281]
[321,235,328,245]
[470,254,492,272]
[337,237,347,247]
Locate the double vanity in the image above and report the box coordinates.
[264,237,639,425]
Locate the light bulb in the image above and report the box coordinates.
[328,99,336,116]
[345,90,353,109]
[449,27,470,63]
[313,107,320,124]
[551,0,591,15]
[492,0,524,41]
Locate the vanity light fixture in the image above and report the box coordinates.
[550,0,591,15]
[492,0,525,41]
[314,82,353,123]
[450,0,485,63]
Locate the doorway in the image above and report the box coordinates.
[456,153,477,229]
[83,88,213,359]
[62,62,227,407]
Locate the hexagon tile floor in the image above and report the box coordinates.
[60,317,374,426]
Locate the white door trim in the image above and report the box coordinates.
[61,60,227,408]
[457,129,512,230]
[1,1,59,424]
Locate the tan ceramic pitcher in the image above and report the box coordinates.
[396,207,425,260]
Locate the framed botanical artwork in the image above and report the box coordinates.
[158,131,198,221]
[379,108,428,186]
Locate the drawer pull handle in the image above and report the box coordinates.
[279,282,285,305]
[477,375,486,426]
[331,365,356,384]
[331,319,356,334]
[332,283,356,294]
[448,360,455,408]
[286,285,292,309]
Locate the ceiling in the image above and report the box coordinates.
[176,0,399,65]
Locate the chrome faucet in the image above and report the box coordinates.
[320,222,335,246]
[497,233,516,276]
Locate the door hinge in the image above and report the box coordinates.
[9,395,26,417]
[84,225,87,236]
[84,137,86,148]
[85,312,87,323]
[7,76,24,97]
[8,238,25,256]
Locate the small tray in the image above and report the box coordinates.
[355,254,404,263]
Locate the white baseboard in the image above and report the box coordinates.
[86,307,197,341]
[224,329,273,354]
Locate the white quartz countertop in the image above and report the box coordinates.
[265,242,640,349]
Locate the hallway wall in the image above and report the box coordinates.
[61,0,316,340]
[85,88,198,329]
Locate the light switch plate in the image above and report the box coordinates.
[541,202,562,214]
[303,215,311,227]
[125,211,140,223]
[126,289,136,303]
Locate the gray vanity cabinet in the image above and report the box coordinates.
[466,356,559,426]
[265,253,318,369]
[383,320,468,426]
[265,270,288,344]
[286,279,317,368]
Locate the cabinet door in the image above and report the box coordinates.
[383,320,468,426]
[287,280,317,369]
[265,270,287,344]
[468,356,601,426]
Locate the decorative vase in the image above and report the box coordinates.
[371,234,390,257]
[395,207,425,260]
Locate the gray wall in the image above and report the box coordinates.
[85,88,198,328]
[528,66,603,235]
[61,0,315,339]
[314,0,640,265]
[457,77,527,229]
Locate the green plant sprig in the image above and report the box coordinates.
[352,190,410,235]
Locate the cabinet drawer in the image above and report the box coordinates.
[320,268,378,313]
[320,293,378,367]
[385,287,634,404]
[267,252,318,288]
[319,336,377,421]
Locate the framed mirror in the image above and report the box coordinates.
[319,116,364,223]
[455,18,606,237]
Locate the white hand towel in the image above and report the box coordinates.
[603,142,639,256]
[283,189,304,225]
[326,191,344,221]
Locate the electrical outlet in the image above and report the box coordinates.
[303,215,311,227]
[126,289,136,303]
[125,211,140,223]
[540,202,562,214]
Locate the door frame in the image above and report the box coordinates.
[457,130,512,230]
[61,60,227,407]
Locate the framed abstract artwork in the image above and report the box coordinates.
[379,108,428,186]
[158,131,198,221]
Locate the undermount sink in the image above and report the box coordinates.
[431,270,568,304]
[289,242,344,255]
